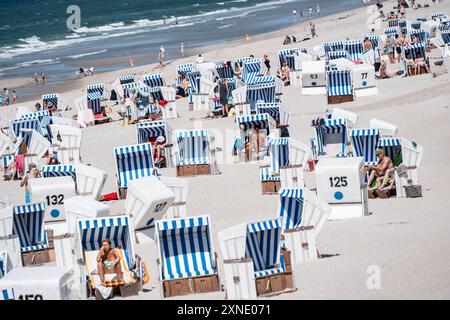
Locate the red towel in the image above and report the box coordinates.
[94,114,105,119]
[159,99,168,106]
[99,192,118,201]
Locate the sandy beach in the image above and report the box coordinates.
[1,0,450,300]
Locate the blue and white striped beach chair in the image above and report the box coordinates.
[388,19,400,28]
[176,130,215,176]
[260,138,289,194]
[323,41,345,53]
[87,92,102,115]
[246,76,276,112]
[241,59,262,84]
[399,19,407,34]
[142,74,165,101]
[315,118,349,157]
[327,70,354,104]
[113,143,156,198]
[86,83,105,96]
[409,28,427,43]
[9,118,44,148]
[18,110,50,122]
[345,40,364,62]
[155,215,219,297]
[136,121,172,167]
[41,164,76,179]
[377,137,423,198]
[384,27,399,40]
[42,93,58,109]
[431,12,448,21]
[176,63,194,84]
[77,215,148,294]
[13,203,49,256]
[441,30,450,44]
[349,129,380,165]
[255,102,287,127]
[362,34,380,48]
[215,61,234,79]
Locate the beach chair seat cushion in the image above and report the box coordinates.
[259,167,281,181]
[254,267,285,279]
[21,243,49,253]
[177,156,210,166]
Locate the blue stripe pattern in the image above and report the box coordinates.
[136,121,167,144]
[256,102,280,123]
[362,34,379,48]
[9,118,44,149]
[1,288,15,300]
[441,30,450,44]
[327,50,349,60]
[215,61,234,79]
[143,74,165,87]
[13,203,48,253]
[323,41,345,53]
[349,129,380,165]
[237,113,270,131]
[345,40,364,62]
[187,71,201,94]
[41,164,76,179]
[78,216,133,270]
[176,64,194,83]
[377,137,402,162]
[277,188,304,230]
[315,118,348,156]
[119,75,135,85]
[403,43,426,59]
[268,137,289,174]
[87,92,102,114]
[245,219,283,277]
[409,28,427,43]
[242,59,262,84]
[411,21,421,30]
[114,143,155,188]
[0,251,5,279]
[86,83,105,95]
[327,70,353,96]
[176,130,210,166]
[156,216,216,281]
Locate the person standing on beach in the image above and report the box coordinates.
[196,54,204,65]
[299,10,303,18]
[310,21,318,38]
[12,90,17,104]
[316,5,320,15]
[181,42,185,57]
[292,9,297,16]
[33,73,39,85]
[41,72,46,84]
[263,55,271,75]
[159,45,166,68]
[309,7,313,17]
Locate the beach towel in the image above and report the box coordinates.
[15,155,24,174]
[99,192,119,201]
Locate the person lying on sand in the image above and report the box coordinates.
[367,149,395,196]
[97,239,123,284]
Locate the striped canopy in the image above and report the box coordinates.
[87,92,102,114]
[247,79,276,110]
[176,63,194,81]
[119,75,135,85]
[277,188,304,230]
[441,30,450,44]
[86,83,105,95]
[18,110,50,121]
[242,59,262,84]
[384,27,399,38]
[176,130,210,166]
[349,129,380,165]
[122,81,147,98]
[143,74,165,87]
[345,40,364,62]
[327,70,353,97]
[78,215,134,271]
[187,71,202,94]
[362,34,379,48]
[140,85,164,101]
[388,19,400,27]
[377,137,402,163]
[136,121,167,144]
[268,137,290,174]
[114,143,155,189]
[315,118,348,156]
[327,50,349,60]
[323,40,345,53]
[41,164,76,179]
[13,203,48,253]
[42,94,58,106]
[411,21,421,30]
[256,102,280,123]
[156,215,216,281]
[235,57,258,66]
[409,28,427,43]
[278,48,307,69]
[432,12,447,20]
[215,61,234,79]
[245,219,283,278]
[237,113,270,131]
[403,43,426,59]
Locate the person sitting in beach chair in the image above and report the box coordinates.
[368,149,395,198]
[97,239,123,285]
[278,62,291,86]
[152,136,167,168]
[175,77,189,98]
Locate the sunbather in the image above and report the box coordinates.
[20,164,41,203]
[368,149,395,194]
[97,239,123,284]
[152,136,167,167]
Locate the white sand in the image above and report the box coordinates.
[1,0,450,299]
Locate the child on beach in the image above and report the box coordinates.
[310,22,318,38]
[12,90,17,104]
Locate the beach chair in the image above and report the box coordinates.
[18,110,50,122]
[369,118,398,137]
[19,129,51,175]
[42,93,69,114]
[159,176,188,220]
[349,129,380,165]
[155,215,220,298]
[236,113,277,162]
[277,188,331,264]
[175,129,217,176]
[362,34,380,49]
[118,75,135,85]
[12,203,50,266]
[326,70,354,104]
[411,20,421,30]
[246,77,276,113]
[136,120,173,167]
[408,28,427,43]
[347,63,378,97]
[77,215,148,299]
[215,60,234,79]
[377,137,423,198]
[402,43,429,76]
[218,218,295,299]
[176,63,194,85]
[87,92,111,124]
[314,118,350,158]
[327,50,350,61]
[55,125,82,165]
[256,102,291,128]
[75,163,107,200]
[142,74,165,102]
[345,40,364,62]
[113,143,156,199]
[187,71,209,111]
[279,138,311,190]
[159,86,178,119]
[0,132,10,156]
[301,61,326,95]
[259,137,290,194]
[126,176,175,243]
[9,118,44,149]
[86,83,106,97]
[241,58,262,84]
[388,19,400,28]
[384,27,399,40]
[0,206,23,273]
[323,40,346,53]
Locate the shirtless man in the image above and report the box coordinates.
[97,239,123,284]
[368,149,395,191]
